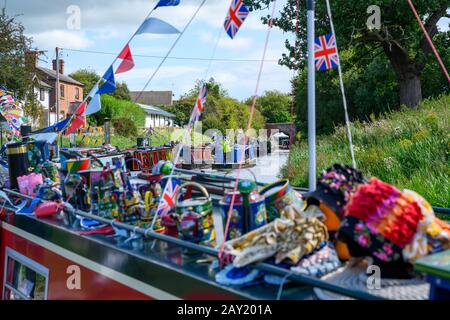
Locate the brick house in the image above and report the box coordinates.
[26,51,84,124]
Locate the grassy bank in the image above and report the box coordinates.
[282,94,450,207]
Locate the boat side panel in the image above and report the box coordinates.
[0,223,151,300]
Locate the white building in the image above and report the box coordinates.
[138,104,175,128]
[32,76,54,125]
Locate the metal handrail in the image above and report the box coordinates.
[1,187,384,300]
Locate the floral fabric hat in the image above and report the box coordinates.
[305,164,367,222]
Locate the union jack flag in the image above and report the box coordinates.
[156,177,180,216]
[224,0,249,39]
[314,33,339,71]
[194,84,207,122]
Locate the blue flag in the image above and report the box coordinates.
[32,117,71,134]
[97,66,116,95]
[155,0,181,9]
[137,17,180,35]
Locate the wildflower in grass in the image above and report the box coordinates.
[412,128,429,141]
[399,139,412,147]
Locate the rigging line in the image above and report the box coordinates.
[147,0,211,233]
[132,0,209,105]
[56,4,159,135]
[289,0,301,147]
[218,0,278,266]
[61,48,280,63]
[406,0,450,83]
[325,0,357,169]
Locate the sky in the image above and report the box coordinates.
[5,1,449,101]
[6,0,295,101]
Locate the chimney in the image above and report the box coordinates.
[52,59,65,74]
[25,51,39,70]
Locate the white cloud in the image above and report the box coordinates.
[30,30,93,50]
[198,31,253,51]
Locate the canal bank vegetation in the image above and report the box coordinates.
[282,93,450,207]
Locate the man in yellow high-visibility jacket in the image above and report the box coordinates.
[222,138,232,163]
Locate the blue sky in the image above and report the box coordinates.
[7,0,295,101]
[7,1,449,101]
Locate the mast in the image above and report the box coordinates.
[55,46,60,157]
[307,0,316,191]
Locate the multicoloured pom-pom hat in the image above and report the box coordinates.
[304,164,367,232]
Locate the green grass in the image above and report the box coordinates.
[282,94,450,207]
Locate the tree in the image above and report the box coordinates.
[246,0,450,108]
[91,95,145,127]
[0,12,34,99]
[245,90,292,123]
[69,69,131,101]
[69,69,99,98]
[164,78,266,132]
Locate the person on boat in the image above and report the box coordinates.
[222,138,232,163]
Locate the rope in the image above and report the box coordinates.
[133,0,208,104]
[276,270,294,300]
[218,0,278,267]
[406,0,450,83]
[289,0,301,147]
[148,1,223,233]
[325,0,357,169]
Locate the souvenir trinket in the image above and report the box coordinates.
[175,182,215,246]
[220,179,267,241]
[259,179,305,222]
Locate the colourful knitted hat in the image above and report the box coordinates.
[305,164,367,221]
[343,178,423,248]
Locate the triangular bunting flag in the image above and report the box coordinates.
[66,102,87,136]
[97,66,116,94]
[84,93,101,116]
[32,117,71,134]
[136,17,181,35]
[116,44,135,74]
[155,0,181,9]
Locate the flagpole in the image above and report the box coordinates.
[307,0,316,191]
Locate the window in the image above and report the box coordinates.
[39,88,45,101]
[75,87,80,100]
[60,84,65,98]
[3,248,48,300]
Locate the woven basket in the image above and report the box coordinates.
[314,260,430,300]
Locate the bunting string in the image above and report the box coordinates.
[52,0,169,136]
[133,0,208,104]
[325,0,357,168]
[218,0,278,266]
[148,1,225,234]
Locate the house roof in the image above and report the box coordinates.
[130,91,173,106]
[36,66,84,86]
[36,79,52,89]
[138,104,175,118]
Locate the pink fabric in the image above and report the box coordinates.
[17,173,43,196]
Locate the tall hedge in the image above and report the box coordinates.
[88,95,146,127]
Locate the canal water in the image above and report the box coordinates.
[213,149,290,184]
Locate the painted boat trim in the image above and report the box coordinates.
[1,222,180,300]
